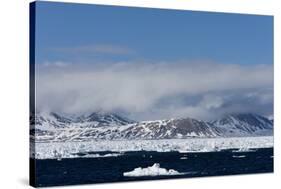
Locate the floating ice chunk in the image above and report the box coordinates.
[123,163,184,177]
[232,155,246,158]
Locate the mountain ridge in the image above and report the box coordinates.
[31,112,273,142]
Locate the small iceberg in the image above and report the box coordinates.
[232,155,246,158]
[123,163,184,177]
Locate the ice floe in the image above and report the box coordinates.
[232,155,246,158]
[123,163,184,177]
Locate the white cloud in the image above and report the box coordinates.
[200,95,224,110]
[35,61,273,121]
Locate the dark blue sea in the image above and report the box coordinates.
[33,148,273,187]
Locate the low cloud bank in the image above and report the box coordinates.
[35,61,273,121]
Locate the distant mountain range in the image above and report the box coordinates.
[30,112,273,142]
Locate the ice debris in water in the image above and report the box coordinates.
[123,163,184,177]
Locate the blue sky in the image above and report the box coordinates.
[35,1,273,65]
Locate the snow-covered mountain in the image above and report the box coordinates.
[33,112,134,130]
[30,112,273,142]
[120,118,220,139]
[212,113,273,137]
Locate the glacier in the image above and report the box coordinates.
[32,136,273,159]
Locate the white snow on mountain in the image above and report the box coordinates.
[33,111,134,130]
[212,113,273,137]
[31,112,273,142]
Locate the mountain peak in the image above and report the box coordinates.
[213,113,273,137]
[78,112,135,126]
[34,111,135,129]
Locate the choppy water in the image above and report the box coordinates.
[33,148,273,187]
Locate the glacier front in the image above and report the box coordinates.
[32,136,273,159]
